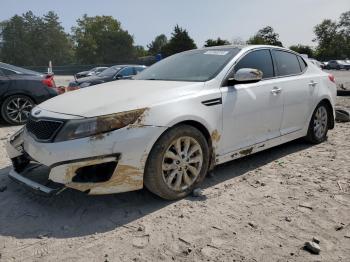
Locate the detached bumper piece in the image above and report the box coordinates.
[9,159,64,196]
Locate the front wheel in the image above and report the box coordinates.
[144,125,210,200]
[1,95,35,125]
[305,103,330,144]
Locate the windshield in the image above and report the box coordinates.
[99,66,122,77]
[135,48,240,82]
[337,60,346,65]
[0,62,42,76]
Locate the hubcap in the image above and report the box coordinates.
[162,136,203,191]
[313,106,328,139]
[6,97,33,124]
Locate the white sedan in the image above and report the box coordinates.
[6,45,337,200]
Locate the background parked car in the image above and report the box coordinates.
[308,58,325,69]
[75,67,108,79]
[69,65,146,88]
[325,60,350,70]
[0,62,57,125]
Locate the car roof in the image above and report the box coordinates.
[0,62,42,75]
[112,64,146,68]
[199,44,302,56]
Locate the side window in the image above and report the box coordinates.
[1,68,17,76]
[235,49,274,79]
[297,56,307,72]
[273,50,302,76]
[118,67,134,77]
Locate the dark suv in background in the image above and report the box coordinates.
[0,62,57,125]
[325,60,350,70]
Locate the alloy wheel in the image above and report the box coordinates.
[313,106,328,140]
[6,97,33,124]
[162,136,203,191]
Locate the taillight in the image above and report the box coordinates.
[328,74,335,83]
[42,75,56,88]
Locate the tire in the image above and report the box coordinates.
[305,102,330,144]
[1,95,35,125]
[144,124,210,200]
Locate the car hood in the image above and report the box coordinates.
[76,70,89,75]
[37,80,204,118]
[75,75,110,84]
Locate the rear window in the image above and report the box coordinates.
[297,56,307,72]
[273,50,302,76]
[0,68,17,76]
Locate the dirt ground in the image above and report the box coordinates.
[0,73,349,262]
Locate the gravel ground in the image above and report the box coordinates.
[0,73,349,262]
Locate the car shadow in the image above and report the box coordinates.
[0,138,312,239]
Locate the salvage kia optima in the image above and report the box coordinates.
[6,45,336,200]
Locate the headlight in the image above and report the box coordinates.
[55,109,146,142]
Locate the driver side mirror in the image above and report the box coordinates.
[227,68,263,85]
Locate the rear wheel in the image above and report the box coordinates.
[144,125,209,200]
[1,95,34,125]
[306,102,330,144]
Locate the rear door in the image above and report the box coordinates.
[271,50,317,135]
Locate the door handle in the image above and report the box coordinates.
[309,81,318,87]
[271,87,282,95]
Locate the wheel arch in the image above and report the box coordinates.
[318,98,335,130]
[1,90,38,104]
[148,119,216,172]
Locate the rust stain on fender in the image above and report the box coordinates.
[90,108,149,141]
[239,147,253,156]
[66,164,143,195]
[211,130,221,143]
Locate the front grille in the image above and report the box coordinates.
[26,117,64,142]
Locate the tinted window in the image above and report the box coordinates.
[1,68,17,76]
[0,63,41,75]
[99,66,121,77]
[135,67,145,74]
[119,67,134,77]
[274,51,302,76]
[136,48,241,82]
[297,56,307,71]
[235,49,274,79]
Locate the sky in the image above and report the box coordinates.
[0,0,349,48]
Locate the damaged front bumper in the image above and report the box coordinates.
[8,165,64,196]
[6,124,167,196]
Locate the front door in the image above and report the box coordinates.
[219,49,284,155]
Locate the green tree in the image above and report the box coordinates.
[41,11,74,65]
[72,15,135,64]
[339,11,350,58]
[161,25,197,57]
[247,26,283,47]
[204,37,230,47]
[289,44,315,57]
[147,34,168,55]
[0,11,73,66]
[313,18,347,60]
[134,45,148,57]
